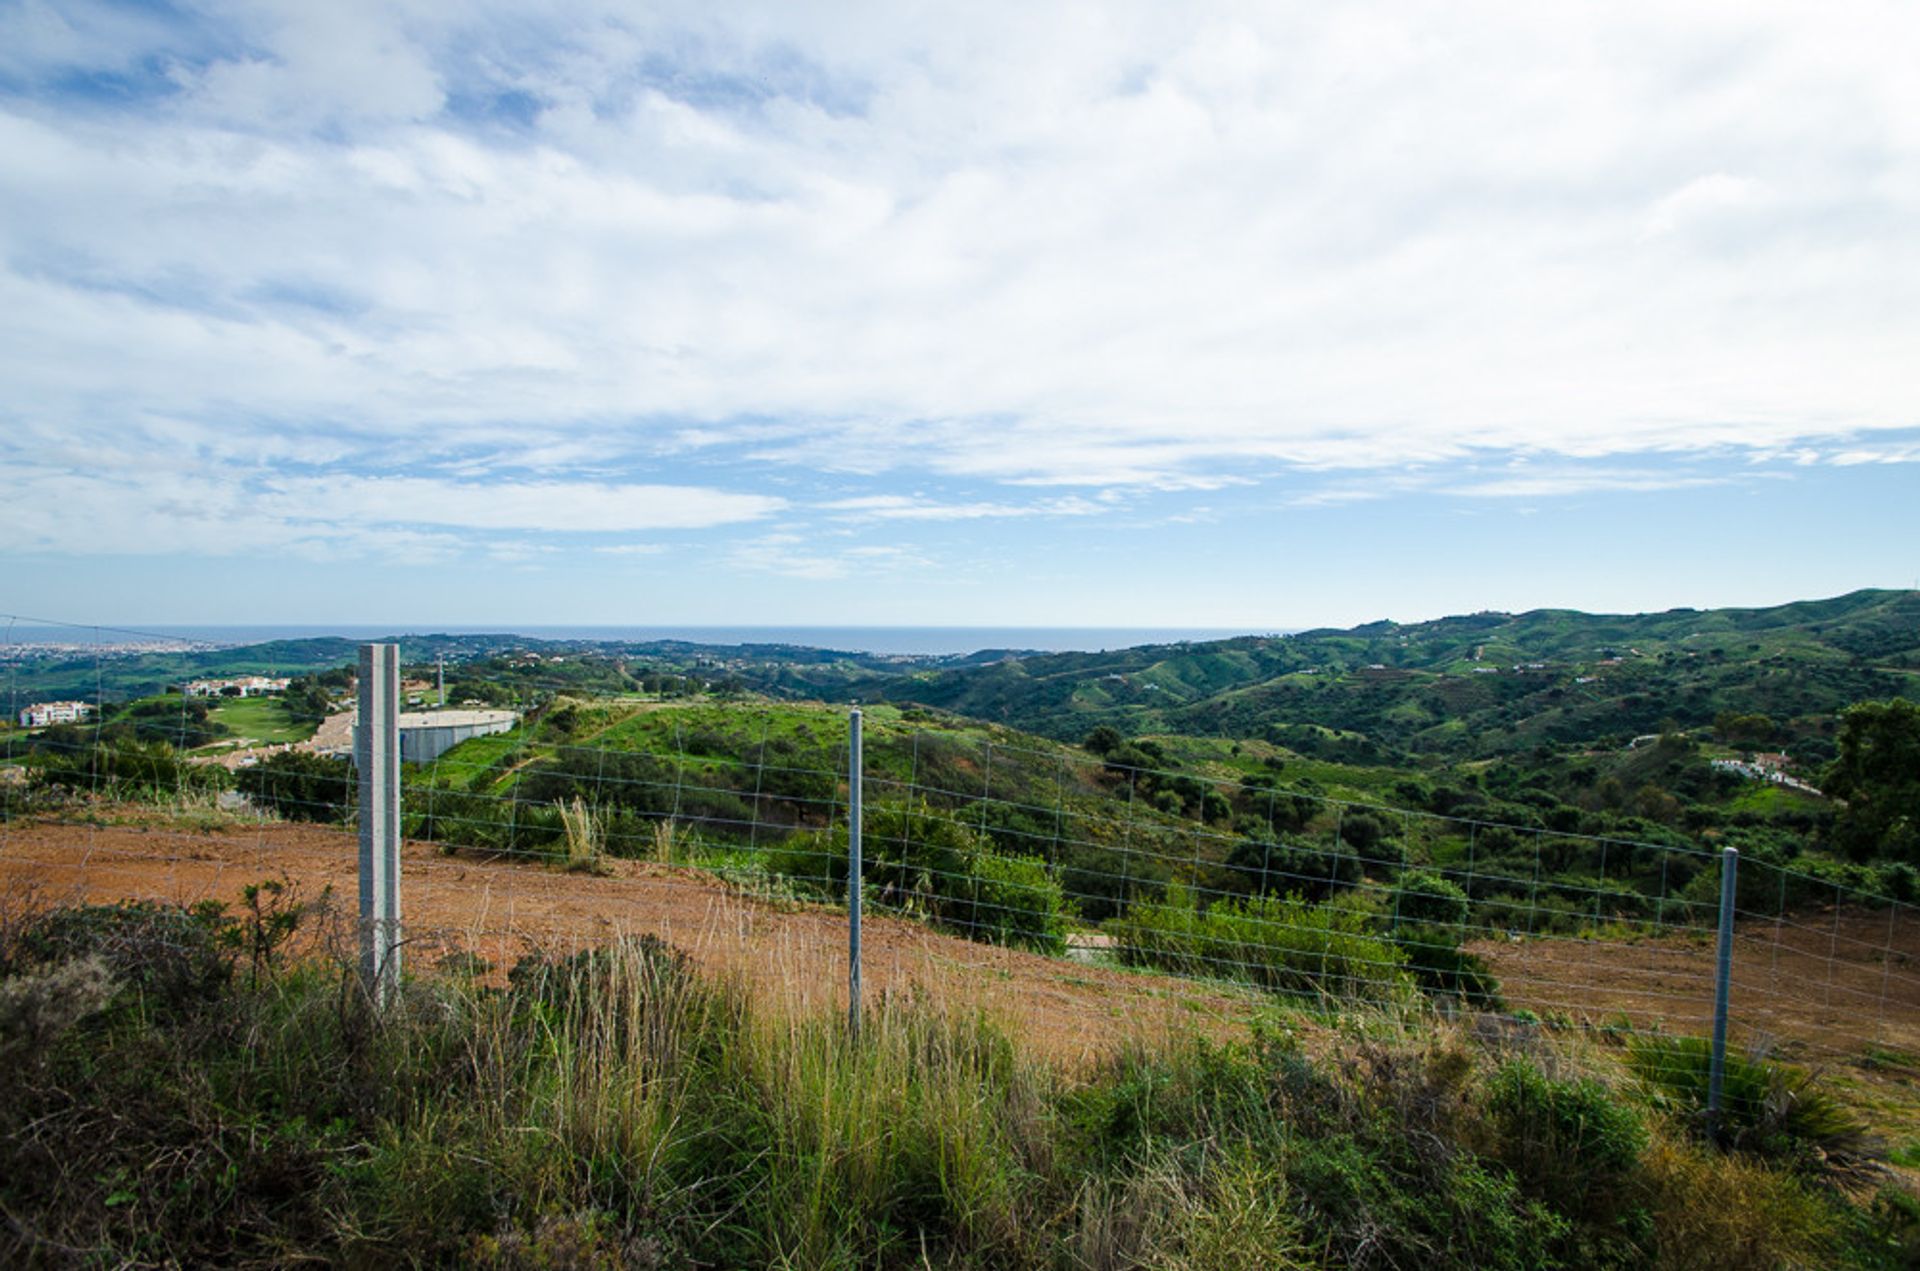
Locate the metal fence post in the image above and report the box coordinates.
[357,644,402,1006]
[848,707,863,1038]
[1708,845,1738,1130]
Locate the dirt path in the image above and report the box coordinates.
[0,816,1256,1064]
[306,708,354,752]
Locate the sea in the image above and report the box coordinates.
[2,622,1278,657]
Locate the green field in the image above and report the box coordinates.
[206,696,315,745]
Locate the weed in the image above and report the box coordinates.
[559,796,611,874]
[1485,1058,1652,1261]
[1627,1035,1883,1179]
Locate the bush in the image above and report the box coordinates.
[1386,870,1503,1006]
[969,851,1069,951]
[32,739,227,802]
[0,902,1894,1270]
[236,750,353,822]
[5,900,236,1017]
[764,801,1070,953]
[1111,883,1415,1005]
[0,955,120,1067]
[1220,836,1361,901]
[1389,869,1471,931]
[1485,1060,1651,1261]
[1626,1035,1879,1177]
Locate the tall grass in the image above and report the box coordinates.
[0,899,1911,1268]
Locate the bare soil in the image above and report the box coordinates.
[1474,906,1920,1069]
[0,816,1255,1064]
[9,811,1920,1125]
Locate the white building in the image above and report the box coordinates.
[185,675,291,698]
[19,700,91,727]
[397,709,518,763]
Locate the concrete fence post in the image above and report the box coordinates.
[1708,845,1739,1131]
[848,708,863,1038]
[357,643,402,1006]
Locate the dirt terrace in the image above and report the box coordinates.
[8,814,1920,1084]
[1475,903,1920,1068]
[0,816,1256,1064]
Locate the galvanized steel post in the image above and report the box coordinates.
[357,644,402,1006]
[1708,845,1738,1131]
[848,708,863,1037]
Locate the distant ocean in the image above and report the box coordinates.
[3,623,1277,657]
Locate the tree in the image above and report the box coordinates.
[236,751,352,823]
[1825,699,1920,862]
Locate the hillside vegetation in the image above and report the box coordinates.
[3,901,1913,1268]
[875,589,1920,764]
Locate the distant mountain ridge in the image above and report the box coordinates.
[8,591,1915,766]
[872,589,1920,761]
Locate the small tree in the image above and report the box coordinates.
[1825,699,1920,863]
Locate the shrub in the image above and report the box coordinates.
[1389,868,1471,931]
[0,954,120,1066]
[236,750,353,822]
[764,801,1070,953]
[6,899,235,1017]
[1339,811,1387,851]
[1485,1059,1652,1261]
[968,851,1069,952]
[1387,870,1503,1007]
[1626,1035,1879,1177]
[32,739,227,802]
[1220,836,1361,901]
[0,900,1901,1269]
[1639,1135,1846,1270]
[1110,883,1415,1005]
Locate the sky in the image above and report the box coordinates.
[1,0,1917,631]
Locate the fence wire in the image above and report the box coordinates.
[5,622,1919,1114]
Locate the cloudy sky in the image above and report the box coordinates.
[2,0,1917,630]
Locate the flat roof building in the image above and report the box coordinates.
[395,709,518,765]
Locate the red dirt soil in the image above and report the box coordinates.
[9,814,1920,1081]
[0,816,1256,1064]
[1474,904,1920,1068]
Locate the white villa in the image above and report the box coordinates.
[184,675,291,698]
[19,700,92,727]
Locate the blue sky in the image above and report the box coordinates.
[2,1,1917,630]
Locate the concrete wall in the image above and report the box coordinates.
[395,710,517,765]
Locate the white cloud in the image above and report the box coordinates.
[726,531,933,580]
[1829,444,1920,466]
[821,493,1106,521]
[256,476,783,531]
[1640,173,1774,241]
[0,458,778,559]
[1446,469,1733,499]
[1,0,1918,510]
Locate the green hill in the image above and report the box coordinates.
[876,590,1920,764]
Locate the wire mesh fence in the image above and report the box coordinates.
[7,622,1920,1123]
